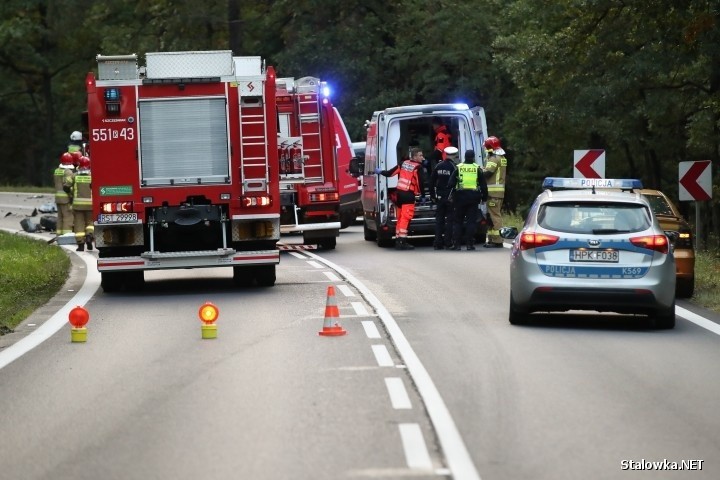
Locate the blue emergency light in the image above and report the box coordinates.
[542,177,643,190]
[453,103,470,110]
[104,88,120,101]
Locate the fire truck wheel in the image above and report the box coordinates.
[233,267,254,287]
[101,272,124,293]
[318,237,336,250]
[125,271,145,292]
[255,265,276,287]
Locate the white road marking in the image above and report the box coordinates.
[337,284,354,297]
[361,321,381,339]
[303,250,482,480]
[352,302,369,316]
[0,247,100,370]
[385,377,412,409]
[288,251,307,259]
[398,423,433,470]
[323,271,340,282]
[306,260,323,269]
[676,306,720,335]
[371,344,394,367]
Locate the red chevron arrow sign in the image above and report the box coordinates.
[573,150,605,179]
[679,160,712,201]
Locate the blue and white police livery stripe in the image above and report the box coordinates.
[535,238,653,279]
[540,265,649,279]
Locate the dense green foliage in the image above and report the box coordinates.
[1,0,718,245]
[0,231,70,332]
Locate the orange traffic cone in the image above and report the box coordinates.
[318,285,347,336]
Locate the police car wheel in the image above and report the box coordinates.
[654,300,676,330]
[509,293,529,325]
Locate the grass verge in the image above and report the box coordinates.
[0,231,70,334]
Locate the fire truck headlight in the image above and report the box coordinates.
[142,197,153,203]
[220,193,231,200]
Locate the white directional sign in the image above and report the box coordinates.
[679,160,712,201]
[573,150,605,179]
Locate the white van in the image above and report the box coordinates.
[350,104,488,247]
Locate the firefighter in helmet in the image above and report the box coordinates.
[54,153,75,235]
[482,136,508,248]
[68,131,83,155]
[375,147,426,250]
[72,156,94,251]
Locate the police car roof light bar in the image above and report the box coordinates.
[542,177,643,191]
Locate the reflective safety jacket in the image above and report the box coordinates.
[72,171,92,211]
[396,160,422,194]
[483,151,507,198]
[54,166,75,205]
[434,126,452,159]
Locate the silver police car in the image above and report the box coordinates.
[509,178,676,328]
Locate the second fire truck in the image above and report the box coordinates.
[275,77,341,249]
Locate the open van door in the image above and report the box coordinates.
[471,106,488,163]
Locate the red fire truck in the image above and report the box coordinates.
[85,51,281,292]
[275,77,340,249]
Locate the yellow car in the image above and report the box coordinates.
[640,189,695,298]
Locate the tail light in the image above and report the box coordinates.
[630,234,669,254]
[519,232,559,250]
[309,192,339,202]
[242,196,272,207]
[675,230,693,249]
[100,201,133,213]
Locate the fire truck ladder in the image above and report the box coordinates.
[239,94,269,194]
[297,96,323,183]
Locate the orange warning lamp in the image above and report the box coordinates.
[68,306,90,328]
[199,302,219,325]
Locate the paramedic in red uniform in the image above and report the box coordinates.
[375,147,426,250]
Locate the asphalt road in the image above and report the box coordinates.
[1,192,720,480]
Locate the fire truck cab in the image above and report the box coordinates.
[86,51,281,291]
[275,77,340,249]
[353,103,488,247]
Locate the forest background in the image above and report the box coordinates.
[1,0,718,247]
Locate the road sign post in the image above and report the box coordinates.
[573,150,605,179]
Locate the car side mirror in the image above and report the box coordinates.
[499,226,518,239]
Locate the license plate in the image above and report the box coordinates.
[570,249,618,262]
[98,213,138,223]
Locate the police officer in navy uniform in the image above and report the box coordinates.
[430,146,458,250]
[447,149,488,250]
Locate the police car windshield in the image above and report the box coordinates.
[538,202,651,234]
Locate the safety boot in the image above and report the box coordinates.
[466,243,476,251]
[395,238,414,250]
[450,242,461,251]
[76,243,84,252]
[85,233,94,251]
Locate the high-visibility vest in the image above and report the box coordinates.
[396,160,421,194]
[54,167,73,204]
[72,173,92,210]
[485,152,507,197]
[457,163,480,190]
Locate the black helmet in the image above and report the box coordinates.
[464,149,475,162]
